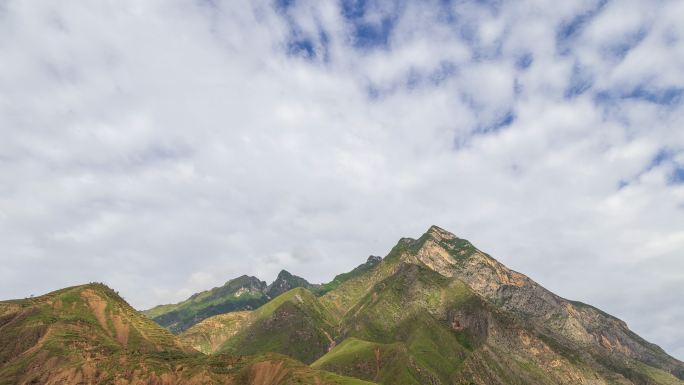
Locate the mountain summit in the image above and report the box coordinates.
[265,270,319,299]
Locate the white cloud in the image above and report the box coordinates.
[0,0,682,360]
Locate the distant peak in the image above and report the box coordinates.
[426,225,457,240]
[266,270,311,299]
[231,274,255,282]
[227,275,265,286]
[276,270,294,279]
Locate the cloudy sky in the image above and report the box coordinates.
[1,0,683,358]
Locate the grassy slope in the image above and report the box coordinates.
[316,263,476,384]
[315,257,382,296]
[228,353,378,385]
[318,240,412,319]
[312,338,420,385]
[0,284,377,385]
[218,287,339,364]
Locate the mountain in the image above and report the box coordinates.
[177,256,386,356]
[147,256,384,334]
[0,282,375,385]
[265,270,321,298]
[2,226,681,384]
[143,275,268,333]
[180,226,684,385]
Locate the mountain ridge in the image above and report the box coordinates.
[174,225,684,385]
[144,256,384,333]
[2,225,682,385]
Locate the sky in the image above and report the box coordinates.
[1,0,683,359]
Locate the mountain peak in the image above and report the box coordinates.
[266,270,313,298]
[226,274,266,288]
[426,225,457,240]
[276,269,294,278]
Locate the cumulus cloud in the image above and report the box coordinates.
[0,0,682,359]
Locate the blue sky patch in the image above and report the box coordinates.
[671,167,684,184]
[618,179,629,189]
[354,19,395,48]
[288,39,315,58]
[515,53,533,70]
[595,86,684,108]
[565,64,594,98]
[556,0,609,54]
[272,0,329,61]
[626,86,683,106]
[604,29,647,60]
[340,0,402,49]
[477,110,516,134]
[429,61,459,85]
[649,148,672,169]
[645,148,684,185]
[274,0,295,12]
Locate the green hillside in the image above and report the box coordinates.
[0,283,376,385]
[218,287,338,364]
[312,338,419,384]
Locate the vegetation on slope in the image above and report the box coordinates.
[315,256,383,295]
[312,338,419,385]
[143,275,268,334]
[146,269,329,334]
[0,283,377,385]
[218,287,338,364]
[179,310,252,354]
[319,263,479,384]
